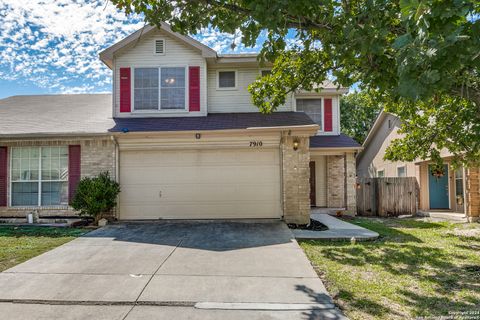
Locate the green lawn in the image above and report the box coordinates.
[0,226,88,272]
[300,218,480,320]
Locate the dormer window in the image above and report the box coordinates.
[154,39,165,55]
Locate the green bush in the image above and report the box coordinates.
[71,172,120,222]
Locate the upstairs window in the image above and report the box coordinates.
[261,69,272,77]
[377,170,385,178]
[217,71,236,89]
[133,67,186,111]
[296,99,323,131]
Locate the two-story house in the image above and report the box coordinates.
[0,23,361,225]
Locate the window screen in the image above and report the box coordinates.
[218,71,236,88]
[296,99,323,130]
[134,68,159,110]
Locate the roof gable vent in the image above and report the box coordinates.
[155,39,165,54]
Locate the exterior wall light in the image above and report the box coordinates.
[195,133,201,139]
[293,139,300,151]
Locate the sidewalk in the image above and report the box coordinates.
[293,213,379,241]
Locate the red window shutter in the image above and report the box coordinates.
[119,67,131,113]
[68,145,81,204]
[0,147,7,207]
[189,66,200,112]
[324,98,333,132]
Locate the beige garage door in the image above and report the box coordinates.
[119,148,281,219]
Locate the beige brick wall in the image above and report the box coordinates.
[281,134,310,225]
[324,153,357,214]
[327,155,345,208]
[345,152,357,214]
[466,167,480,222]
[0,137,116,218]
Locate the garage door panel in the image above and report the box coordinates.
[121,184,280,203]
[121,149,279,167]
[120,202,280,220]
[119,148,281,220]
[121,166,280,185]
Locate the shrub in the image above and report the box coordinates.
[71,172,120,222]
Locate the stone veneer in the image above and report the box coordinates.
[0,137,116,218]
[281,134,311,225]
[466,167,480,222]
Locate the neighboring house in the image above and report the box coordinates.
[357,111,479,222]
[0,23,361,225]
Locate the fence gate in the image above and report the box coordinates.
[356,177,419,217]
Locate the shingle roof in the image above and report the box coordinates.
[0,94,114,137]
[0,94,316,137]
[310,134,362,149]
[110,112,316,132]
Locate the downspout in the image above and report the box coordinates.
[110,136,120,219]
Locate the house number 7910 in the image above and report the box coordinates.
[249,141,263,147]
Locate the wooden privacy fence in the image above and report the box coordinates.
[356,177,419,217]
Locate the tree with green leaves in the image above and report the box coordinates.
[340,91,382,144]
[112,0,480,167]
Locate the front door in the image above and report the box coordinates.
[428,164,449,209]
[309,161,316,206]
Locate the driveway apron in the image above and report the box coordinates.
[0,221,346,319]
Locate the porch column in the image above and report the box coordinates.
[345,152,357,215]
[466,167,480,222]
[281,133,310,225]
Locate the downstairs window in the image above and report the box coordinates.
[11,146,68,206]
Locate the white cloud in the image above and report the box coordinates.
[0,0,143,93]
[0,1,263,94]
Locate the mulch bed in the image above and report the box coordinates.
[288,218,328,231]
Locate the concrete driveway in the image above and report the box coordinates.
[0,221,345,319]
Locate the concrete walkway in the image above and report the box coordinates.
[0,221,346,320]
[293,214,379,241]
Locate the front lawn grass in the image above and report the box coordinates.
[300,218,480,320]
[0,226,88,272]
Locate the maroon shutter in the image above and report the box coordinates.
[68,145,81,204]
[119,67,131,113]
[189,66,200,112]
[0,147,7,207]
[324,98,333,132]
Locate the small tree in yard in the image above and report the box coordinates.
[71,172,121,223]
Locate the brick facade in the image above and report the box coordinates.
[0,137,116,218]
[466,167,480,222]
[325,153,357,214]
[327,155,345,208]
[281,134,311,225]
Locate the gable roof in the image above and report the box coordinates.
[100,23,217,69]
[0,94,114,137]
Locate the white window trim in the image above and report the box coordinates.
[295,97,324,133]
[153,38,166,55]
[397,165,407,177]
[131,66,189,113]
[216,70,238,90]
[9,146,69,208]
[377,169,385,177]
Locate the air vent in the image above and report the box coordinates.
[155,39,165,54]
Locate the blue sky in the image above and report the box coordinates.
[0,0,268,99]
